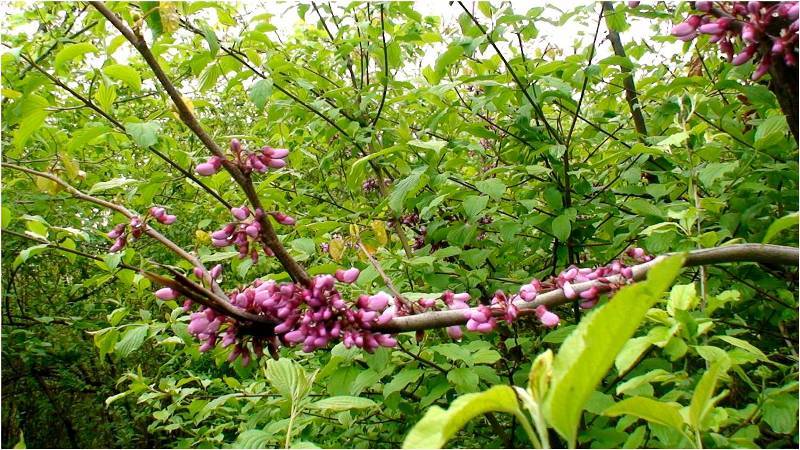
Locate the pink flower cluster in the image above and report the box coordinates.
[440,289,557,339]
[195,139,290,176]
[107,207,176,252]
[671,1,798,80]
[156,267,404,364]
[210,206,295,261]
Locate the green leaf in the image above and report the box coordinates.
[388,166,428,212]
[308,396,376,411]
[475,178,506,200]
[551,214,571,242]
[13,244,49,269]
[125,121,160,147]
[463,195,489,221]
[689,359,729,430]
[403,386,522,448]
[54,42,97,71]
[543,255,686,446]
[140,1,163,38]
[103,64,142,92]
[249,78,273,110]
[408,139,447,152]
[763,212,799,243]
[762,393,799,434]
[602,396,688,435]
[754,116,788,150]
[200,23,220,56]
[447,367,479,393]
[235,429,275,449]
[88,177,140,194]
[265,358,313,405]
[434,45,464,78]
[115,325,149,358]
[384,368,422,398]
[14,94,49,151]
[105,391,130,407]
[2,206,11,228]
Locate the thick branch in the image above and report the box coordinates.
[90,1,310,286]
[602,2,648,136]
[373,244,798,332]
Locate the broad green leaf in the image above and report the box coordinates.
[689,359,729,430]
[265,358,313,405]
[13,244,49,269]
[403,385,522,448]
[383,368,422,398]
[103,64,142,91]
[447,367,479,393]
[714,335,768,361]
[762,212,799,243]
[249,78,273,110]
[235,429,275,449]
[602,396,687,435]
[543,255,686,446]
[754,115,788,150]
[388,166,428,212]
[115,325,149,358]
[475,178,506,200]
[463,195,489,221]
[200,23,220,56]
[14,94,49,151]
[54,42,97,71]
[762,393,799,434]
[552,214,572,242]
[308,396,376,411]
[125,121,160,147]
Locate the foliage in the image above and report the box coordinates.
[1,1,798,449]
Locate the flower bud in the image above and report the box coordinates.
[155,287,179,300]
[230,139,241,153]
[210,264,223,279]
[335,268,360,284]
[271,212,296,225]
[231,206,251,220]
[695,1,712,12]
[150,207,166,219]
[161,214,177,225]
[109,237,126,252]
[196,162,219,176]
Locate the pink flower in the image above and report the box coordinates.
[563,281,578,299]
[447,325,463,340]
[231,206,251,220]
[535,305,560,328]
[161,214,177,225]
[335,268,360,284]
[271,212,296,225]
[109,237,126,252]
[155,287,179,300]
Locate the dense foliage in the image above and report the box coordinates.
[1,1,798,448]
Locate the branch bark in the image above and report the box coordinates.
[373,244,799,333]
[90,1,310,286]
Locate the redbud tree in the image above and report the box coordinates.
[1,2,798,448]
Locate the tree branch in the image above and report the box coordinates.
[373,244,799,333]
[90,1,310,286]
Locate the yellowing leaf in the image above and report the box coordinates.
[195,230,210,244]
[329,238,345,262]
[34,175,60,195]
[371,220,388,246]
[59,152,81,180]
